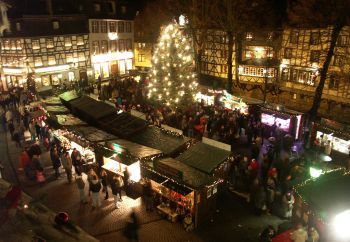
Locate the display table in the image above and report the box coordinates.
[157,204,179,223]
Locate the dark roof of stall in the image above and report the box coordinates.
[68,126,118,143]
[98,112,148,137]
[104,139,163,159]
[59,91,80,102]
[69,96,116,120]
[176,142,231,174]
[130,126,190,156]
[157,158,216,189]
[294,169,350,222]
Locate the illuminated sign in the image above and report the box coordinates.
[3,68,25,74]
[91,51,133,63]
[35,65,70,73]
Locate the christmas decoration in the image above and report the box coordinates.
[147,22,198,109]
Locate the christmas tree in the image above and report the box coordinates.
[147,23,198,109]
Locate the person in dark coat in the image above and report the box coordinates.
[143,180,154,212]
[50,145,61,179]
[124,211,139,242]
[71,148,82,175]
[100,170,109,200]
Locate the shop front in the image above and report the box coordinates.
[1,67,27,90]
[260,106,304,139]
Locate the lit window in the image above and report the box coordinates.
[47,38,54,48]
[125,22,132,32]
[16,22,21,31]
[290,31,299,44]
[48,56,56,65]
[108,1,116,14]
[125,39,132,51]
[64,37,72,47]
[310,50,320,62]
[138,43,146,49]
[337,35,349,47]
[77,36,84,45]
[94,3,101,12]
[16,40,22,50]
[10,41,16,50]
[310,32,320,45]
[66,53,73,63]
[32,40,40,50]
[78,52,85,61]
[101,21,107,33]
[92,21,99,33]
[138,54,145,62]
[110,40,117,52]
[333,55,344,66]
[246,32,253,40]
[118,39,125,51]
[109,22,116,32]
[118,22,124,33]
[52,21,59,30]
[34,56,43,66]
[92,41,99,54]
[284,48,292,59]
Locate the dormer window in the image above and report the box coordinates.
[16,22,21,31]
[246,32,253,40]
[52,21,59,30]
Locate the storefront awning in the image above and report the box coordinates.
[130,126,190,156]
[176,142,232,174]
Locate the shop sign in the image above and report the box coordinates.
[156,162,183,181]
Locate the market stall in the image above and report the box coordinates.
[141,157,219,228]
[312,118,350,162]
[98,139,163,194]
[219,91,248,114]
[260,106,304,139]
[130,126,191,157]
[41,96,62,106]
[58,91,80,109]
[292,169,350,241]
[43,105,69,115]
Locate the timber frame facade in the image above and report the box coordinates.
[199,26,350,121]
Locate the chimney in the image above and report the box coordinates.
[46,0,53,15]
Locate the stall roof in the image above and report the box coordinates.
[59,91,80,102]
[105,139,163,159]
[157,158,216,189]
[130,126,190,156]
[70,96,116,120]
[55,114,87,126]
[44,105,69,114]
[162,179,193,196]
[42,96,62,106]
[98,112,148,137]
[295,169,350,222]
[68,126,118,143]
[176,142,231,174]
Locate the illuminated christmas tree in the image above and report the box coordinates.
[147,23,198,109]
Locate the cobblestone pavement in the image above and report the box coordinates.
[1,129,284,242]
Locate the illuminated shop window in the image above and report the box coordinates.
[78,52,86,61]
[48,56,56,65]
[66,53,73,63]
[32,40,40,50]
[47,38,54,48]
[77,36,84,45]
[34,56,43,67]
[65,37,72,47]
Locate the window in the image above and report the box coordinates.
[92,21,99,33]
[290,68,315,86]
[101,40,108,53]
[267,32,274,40]
[109,22,116,32]
[125,22,131,32]
[281,68,290,82]
[108,1,116,14]
[290,31,299,44]
[66,53,73,63]
[284,48,292,59]
[77,36,84,45]
[125,39,132,51]
[246,32,253,40]
[310,50,320,62]
[52,21,59,30]
[16,22,21,31]
[100,21,107,33]
[329,74,339,89]
[34,56,42,66]
[221,65,227,74]
[48,56,56,65]
[202,62,208,71]
[220,49,227,59]
[110,40,117,52]
[92,41,99,54]
[3,40,10,50]
[121,6,127,14]
[337,35,349,47]
[310,32,320,45]
[64,37,72,47]
[333,55,344,66]
[94,3,101,12]
[119,39,125,51]
[47,38,54,48]
[78,52,85,61]
[138,43,146,49]
[32,40,40,50]
[10,41,16,50]
[16,40,22,50]
[138,54,145,62]
[118,21,124,33]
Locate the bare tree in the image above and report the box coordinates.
[288,0,350,121]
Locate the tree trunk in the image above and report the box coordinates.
[234,33,242,89]
[227,31,234,93]
[308,23,344,121]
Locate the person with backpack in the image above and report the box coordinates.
[89,175,101,208]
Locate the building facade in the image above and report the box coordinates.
[88,18,134,80]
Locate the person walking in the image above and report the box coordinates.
[100,170,109,200]
[123,212,139,242]
[71,148,82,175]
[50,145,61,179]
[29,121,36,141]
[61,151,73,183]
[76,174,88,204]
[143,180,154,212]
[111,174,123,209]
[90,175,102,209]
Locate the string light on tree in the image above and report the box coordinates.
[147,22,198,109]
